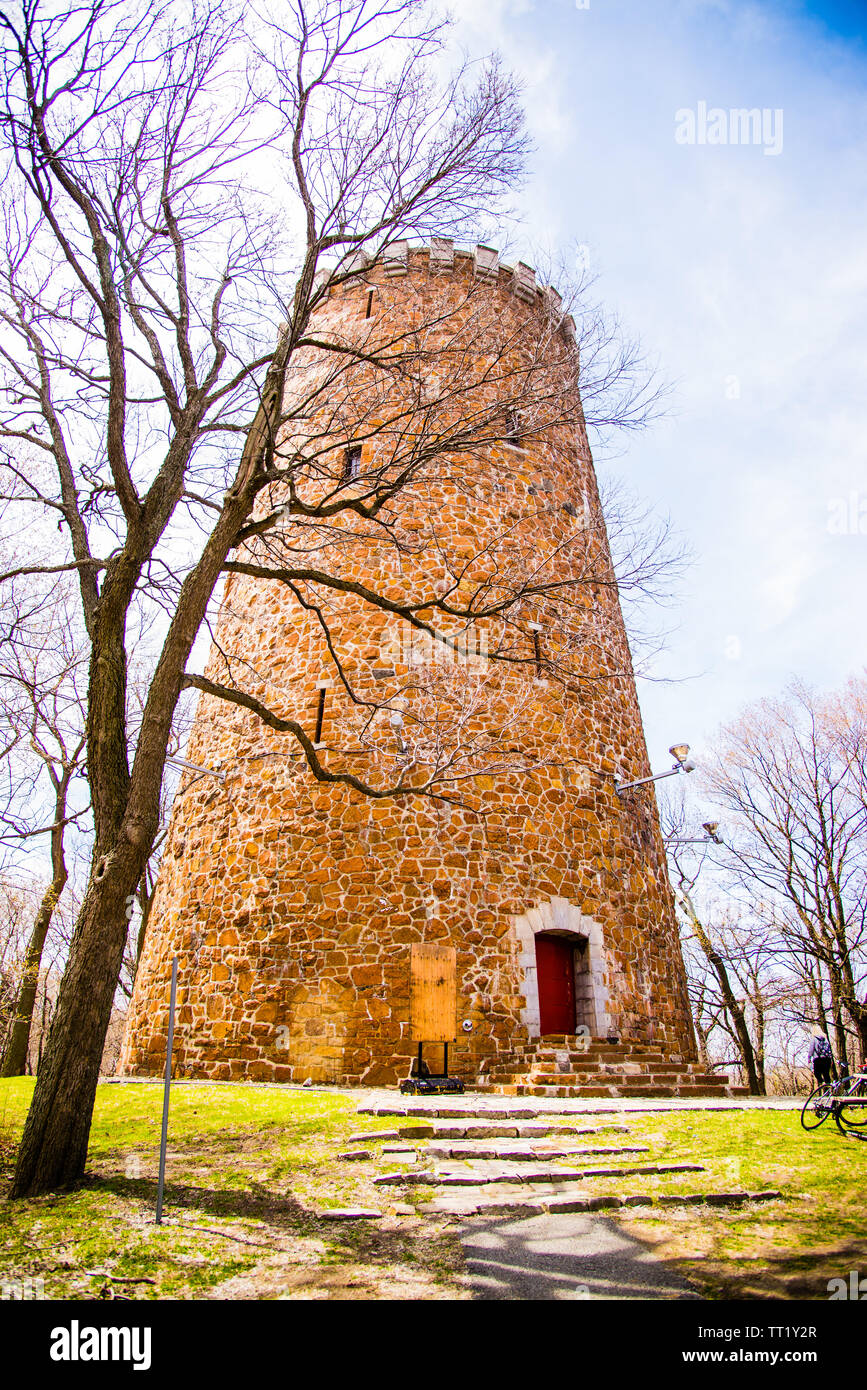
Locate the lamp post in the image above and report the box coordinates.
[614,743,696,797]
[665,821,725,847]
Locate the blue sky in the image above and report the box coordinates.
[452,0,867,774]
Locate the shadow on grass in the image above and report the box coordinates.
[79,1172,443,1275]
[688,1239,867,1300]
[84,1172,313,1229]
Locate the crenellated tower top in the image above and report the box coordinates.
[315,238,577,350]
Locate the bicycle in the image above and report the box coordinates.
[834,1073,867,1132]
[800,1071,867,1133]
[800,1079,837,1130]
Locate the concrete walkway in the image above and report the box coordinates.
[459,1210,702,1300]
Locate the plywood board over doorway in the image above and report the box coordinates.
[410,943,457,1042]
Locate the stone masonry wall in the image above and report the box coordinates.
[119,242,697,1086]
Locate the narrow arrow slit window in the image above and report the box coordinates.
[344,445,362,480]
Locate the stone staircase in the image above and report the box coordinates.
[347,1095,783,1225]
[474,1036,749,1099]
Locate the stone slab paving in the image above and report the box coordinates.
[347,1121,633,1142]
[422,1141,651,1161]
[427,1188,782,1217]
[340,1090,788,1298]
[301,1090,798,1299]
[358,1091,801,1118]
[375,1159,705,1186]
[458,1212,703,1300]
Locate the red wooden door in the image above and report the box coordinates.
[535,935,576,1034]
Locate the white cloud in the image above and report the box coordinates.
[447,0,867,744]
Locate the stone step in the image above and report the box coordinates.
[480,1070,735,1095]
[485,1076,658,1089]
[528,1036,669,1051]
[404,1121,632,1140]
[347,1120,632,1142]
[495,1052,672,1069]
[476,1084,621,1098]
[683,1084,751,1097]
[427,1189,783,1217]
[536,1049,668,1062]
[484,1073,677,1087]
[424,1142,652,1161]
[508,1065,724,1080]
[485,1057,731,1077]
[375,1160,706,1187]
[492,1084,707,1098]
[526,1074,729,1090]
[358,1098,758,1117]
[528,1056,724,1072]
[359,1102,579,1117]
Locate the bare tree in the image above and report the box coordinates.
[0,0,670,1197]
[669,850,765,1094]
[0,578,88,1076]
[0,875,41,1055]
[702,678,867,1073]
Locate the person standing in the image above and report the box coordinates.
[808,1027,834,1087]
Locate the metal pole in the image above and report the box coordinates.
[615,765,685,795]
[155,955,178,1225]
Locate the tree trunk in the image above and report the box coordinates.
[0,869,67,1077]
[753,996,766,1094]
[134,868,156,979]
[695,1019,713,1072]
[8,854,140,1196]
[825,964,849,1074]
[680,890,764,1095]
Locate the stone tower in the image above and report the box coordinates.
[120,239,699,1089]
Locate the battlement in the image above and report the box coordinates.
[318,238,577,349]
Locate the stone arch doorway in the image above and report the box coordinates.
[513,896,611,1040]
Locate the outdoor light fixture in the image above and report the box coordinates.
[665,821,725,847]
[389,710,408,755]
[615,743,696,796]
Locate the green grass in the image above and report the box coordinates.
[1,1082,864,1300]
[0,1079,464,1301]
[598,1109,867,1299]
